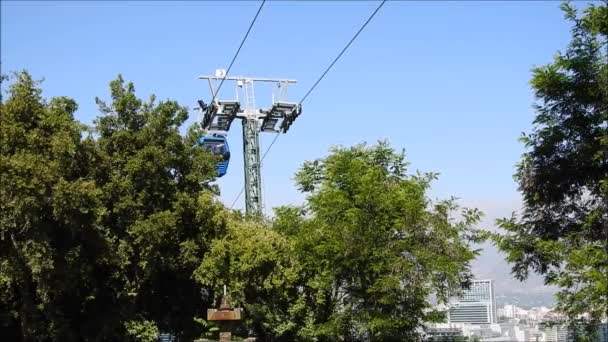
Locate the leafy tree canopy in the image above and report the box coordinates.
[1,72,103,340]
[494,1,608,323]
[200,142,486,341]
[1,71,226,341]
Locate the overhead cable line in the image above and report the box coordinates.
[210,0,266,104]
[230,187,246,210]
[229,0,387,210]
[200,0,265,210]
[298,0,386,105]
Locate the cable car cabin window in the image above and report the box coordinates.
[201,136,230,177]
[204,143,223,154]
[203,141,227,157]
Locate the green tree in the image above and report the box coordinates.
[285,142,486,341]
[91,75,228,340]
[494,1,608,325]
[1,72,228,341]
[195,217,304,341]
[203,142,485,341]
[1,72,104,340]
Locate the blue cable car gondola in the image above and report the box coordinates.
[201,134,230,177]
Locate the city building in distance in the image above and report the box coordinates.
[425,279,608,341]
[448,279,497,324]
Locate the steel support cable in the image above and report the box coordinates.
[298,0,386,105]
[230,0,387,210]
[210,0,266,104]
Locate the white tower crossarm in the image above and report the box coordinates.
[197,74,301,216]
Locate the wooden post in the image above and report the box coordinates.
[207,291,242,341]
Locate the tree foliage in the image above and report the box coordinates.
[92,75,227,341]
[200,142,486,341]
[1,72,104,340]
[1,74,486,341]
[195,218,304,341]
[0,72,226,340]
[494,2,608,323]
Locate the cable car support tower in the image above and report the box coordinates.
[198,70,302,216]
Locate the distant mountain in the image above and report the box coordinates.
[495,292,557,309]
[470,241,557,309]
[444,198,559,310]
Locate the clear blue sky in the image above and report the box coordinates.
[1,0,579,300]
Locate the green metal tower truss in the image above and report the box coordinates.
[198,71,302,216]
[242,118,262,214]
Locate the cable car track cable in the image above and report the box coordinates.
[211,0,266,104]
[229,0,386,210]
[299,0,386,105]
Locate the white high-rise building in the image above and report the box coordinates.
[448,279,497,324]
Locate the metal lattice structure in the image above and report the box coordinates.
[198,70,302,216]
